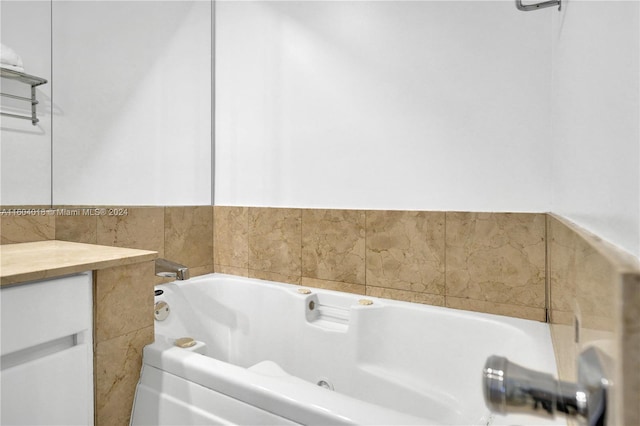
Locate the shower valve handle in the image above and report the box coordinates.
[482,347,610,426]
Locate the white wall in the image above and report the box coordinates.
[1,1,52,205]
[52,0,212,206]
[551,0,640,257]
[215,0,553,211]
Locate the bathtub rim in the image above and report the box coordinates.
[160,272,551,332]
[141,337,436,425]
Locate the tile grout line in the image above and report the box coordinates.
[444,211,447,308]
[246,207,250,274]
[545,213,550,323]
[364,209,368,297]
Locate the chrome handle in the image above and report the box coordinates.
[515,0,561,12]
[483,355,583,418]
[483,347,610,426]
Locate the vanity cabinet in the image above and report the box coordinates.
[1,272,93,425]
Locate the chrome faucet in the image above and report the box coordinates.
[482,347,610,426]
[155,258,190,280]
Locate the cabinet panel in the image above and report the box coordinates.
[1,345,92,425]
[1,272,92,355]
[0,272,93,425]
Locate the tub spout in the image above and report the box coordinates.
[482,347,610,426]
[155,258,190,280]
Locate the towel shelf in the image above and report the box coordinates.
[0,67,47,125]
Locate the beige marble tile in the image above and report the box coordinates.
[548,215,577,314]
[55,214,97,244]
[214,206,248,268]
[551,310,574,326]
[0,213,55,244]
[214,264,249,277]
[164,206,214,269]
[95,326,154,426]
[301,276,366,295]
[621,273,640,426]
[366,210,445,295]
[189,264,214,277]
[445,296,545,321]
[576,243,616,331]
[248,208,301,277]
[302,209,365,284]
[97,207,164,256]
[547,214,640,426]
[366,286,445,306]
[446,212,545,308]
[94,261,154,342]
[249,269,301,285]
[548,215,616,330]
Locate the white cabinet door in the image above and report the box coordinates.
[1,272,93,426]
[1,345,92,425]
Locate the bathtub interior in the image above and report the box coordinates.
[150,273,565,426]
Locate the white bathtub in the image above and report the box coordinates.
[131,273,565,426]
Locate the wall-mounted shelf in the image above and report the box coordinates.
[0,67,48,125]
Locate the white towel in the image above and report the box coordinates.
[0,43,24,72]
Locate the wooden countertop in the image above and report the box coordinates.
[0,240,157,286]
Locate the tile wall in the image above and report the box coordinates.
[93,262,154,425]
[548,214,640,426]
[214,207,547,321]
[0,206,546,320]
